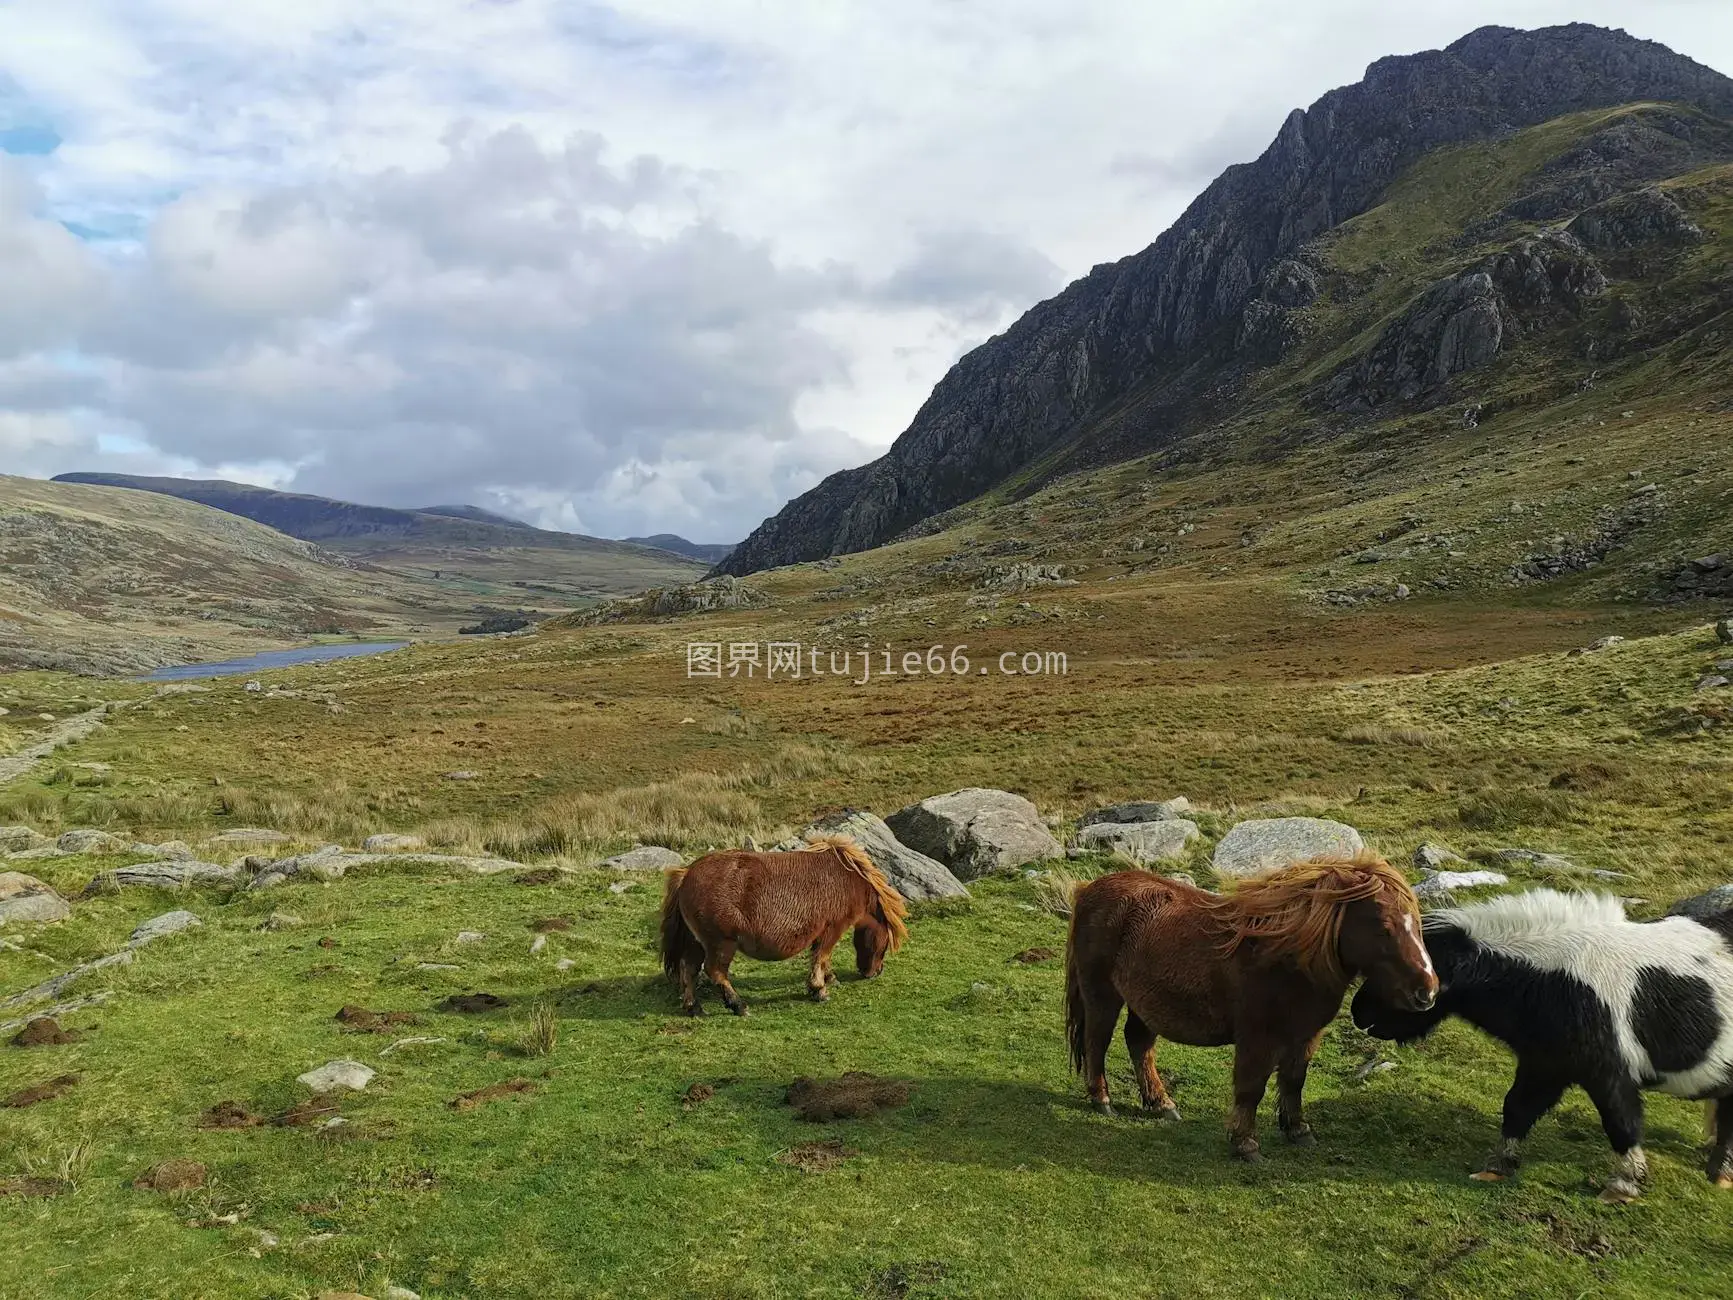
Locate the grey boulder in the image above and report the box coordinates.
[803,808,968,901]
[56,829,130,854]
[0,826,50,854]
[0,871,71,926]
[128,909,203,947]
[1413,842,1469,871]
[363,833,425,852]
[1413,869,1508,901]
[1212,817,1366,878]
[598,846,685,871]
[886,788,1061,880]
[296,1059,375,1092]
[1670,885,1733,921]
[1071,820,1199,864]
[83,861,243,896]
[1077,798,1192,829]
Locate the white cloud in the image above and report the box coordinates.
[1,1,1731,537]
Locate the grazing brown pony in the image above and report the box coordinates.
[660,835,908,1016]
[1065,853,1437,1161]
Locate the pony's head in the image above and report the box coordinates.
[1215,853,1437,1009]
[1352,917,1470,1040]
[806,833,908,978]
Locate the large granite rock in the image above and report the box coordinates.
[82,861,244,896]
[716,25,1733,575]
[803,809,968,901]
[128,910,203,946]
[886,789,1060,880]
[0,826,50,854]
[598,846,685,871]
[1212,817,1367,879]
[1071,820,1199,864]
[56,829,129,855]
[0,872,71,927]
[1077,798,1191,829]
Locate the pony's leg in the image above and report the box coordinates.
[1123,1013,1180,1121]
[1227,1043,1276,1162]
[1708,1095,1733,1189]
[1471,1061,1567,1181]
[704,939,748,1016]
[807,940,838,1002]
[1583,1076,1647,1203]
[1275,1033,1323,1146]
[1082,989,1125,1116]
[678,944,704,1016]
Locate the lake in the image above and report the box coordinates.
[139,641,411,682]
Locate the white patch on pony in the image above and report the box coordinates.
[1436,889,1733,1098]
[1402,913,1435,978]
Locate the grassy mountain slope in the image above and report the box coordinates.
[51,474,708,605]
[0,475,468,675]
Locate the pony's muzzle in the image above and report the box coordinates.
[1409,988,1438,1011]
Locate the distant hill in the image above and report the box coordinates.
[1,474,457,675]
[50,473,707,601]
[625,534,736,563]
[417,503,526,526]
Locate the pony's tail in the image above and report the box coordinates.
[1064,904,1087,1077]
[659,867,693,980]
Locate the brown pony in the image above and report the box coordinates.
[660,834,908,1016]
[1064,853,1437,1161]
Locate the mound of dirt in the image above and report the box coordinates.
[0,1175,70,1198]
[10,1017,81,1046]
[786,1072,912,1122]
[438,992,509,1014]
[514,869,561,886]
[336,1005,419,1033]
[449,1078,537,1112]
[3,1073,78,1108]
[682,1082,716,1108]
[198,1100,263,1129]
[1011,947,1056,963]
[777,1139,856,1172]
[530,916,573,933]
[133,1159,206,1192]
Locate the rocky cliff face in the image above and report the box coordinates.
[717,24,1733,576]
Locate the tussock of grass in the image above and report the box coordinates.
[1457,787,1581,831]
[1338,724,1446,747]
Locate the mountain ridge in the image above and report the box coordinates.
[716,23,1733,576]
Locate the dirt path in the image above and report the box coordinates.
[0,704,116,787]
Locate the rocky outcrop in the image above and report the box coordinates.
[1071,820,1199,864]
[718,25,1733,574]
[598,846,684,872]
[0,872,70,926]
[572,576,767,624]
[1566,185,1705,250]
[82,861,243,895]
[886,789,1061,879]
[803,809,969,901]
[1077,798,1192,829]
[1327,230,1605,409]
[1212,817,1366,878]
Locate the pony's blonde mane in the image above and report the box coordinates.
[1205,851,1418,981]
[804,833,908,951]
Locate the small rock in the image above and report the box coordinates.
[1584,635,1625,652]
[1413,843,1468,871]
[128,910,202,947]
[608,880,638,894]
[1353,1059,1398,1083]
[416,962,460,971]
[454,930,485,944]
[1413,869,1509,900]
[296,1059,375,1092]
[385,1288,422,1300]
[0,871,72,927]
[363,833,425,853]
[597,845,684,871]
[244,680,262,693]
[1717,618,1733,646]
[443,770,479,781]
[554,958,577,972]
[55,829,129,855]
[529,934,547,954]
[1696,674,1729,692]
[259,912,302,931]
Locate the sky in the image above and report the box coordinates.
[2,2,1732,542]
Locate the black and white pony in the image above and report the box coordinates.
[1352,889,1733,1202]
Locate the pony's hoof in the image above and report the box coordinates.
[809,988,830,1003]
[1468,1171,1506,1182]
[1153,1105,1182,1124]
[1090,1100,1115,1118]
[1233,1142,1263,1164]
[1598,1179,1642,1205]
[1713,1175,1733,1191]
[682,1005,703,1018]
[1284,1126,1317,1147]
[729,1005,749,1018]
